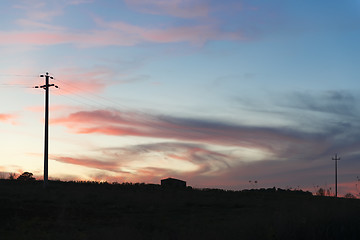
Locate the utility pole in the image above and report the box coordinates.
[35,72,58,188]
[332,153,340,197]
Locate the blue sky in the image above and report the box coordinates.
[0,0,359,195]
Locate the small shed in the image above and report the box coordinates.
[161,177,186,188]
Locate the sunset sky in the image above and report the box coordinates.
[1,0,360,195]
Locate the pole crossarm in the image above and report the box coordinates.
[35,84,58,89]
[35,72,58,188]
[332,153,340,161]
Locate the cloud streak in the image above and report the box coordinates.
[52,108,353,162]
[282,90,358,116]
[4,0,245,49]
[0,113,16,123]
[51,142,232,181]
[124,0,210,18]
[0,22,243,47]
[51,155,125,173]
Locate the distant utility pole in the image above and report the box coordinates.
[332,153,340,198]
[35,72,58,188]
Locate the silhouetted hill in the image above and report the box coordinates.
[0,179,359,240]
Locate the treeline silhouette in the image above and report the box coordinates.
[0,178,360,240]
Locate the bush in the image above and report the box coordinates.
[17,172,36,181]
[8,173,16,180]
[344,193,356,199]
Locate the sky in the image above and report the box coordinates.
[0,0,360,196]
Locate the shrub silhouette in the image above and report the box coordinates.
[8,173,16,180]
[17,172,35,181]
[344,193,356,199]
[0,180,359,239]
[315,187,332,196]
[316,188,325,196]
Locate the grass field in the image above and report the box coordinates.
[0,180,359,240]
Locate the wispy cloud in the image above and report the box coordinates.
[232,90,360,133]
[3,0,247,47]
[15,19,66,31]
[124,0,210,18]
[108,142,231,172]
[281,90,358,116]
[52,109,345,160]
[13,0,93,22]
[0,23,243,47]
[51,142,232,182]
[91,17,244,46]
[13,1,63,21]
[51,139,360,195]
[53,67,113,94]
[49,104,360,194]
[51,155,125,173]
[1,6,245,47]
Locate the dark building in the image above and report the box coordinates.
[161,177,186,188]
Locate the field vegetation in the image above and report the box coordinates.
[0,179,359,239]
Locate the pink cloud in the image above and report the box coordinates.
[26,104,78,113]
[0,30,140,47]
[76,126,145,136]
[52,110,136,125]
[0,113,16,123]
[51,155,124,173]
[0,31,70,45]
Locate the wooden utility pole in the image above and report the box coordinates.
[332,153,340,197]
[35,72,58,188]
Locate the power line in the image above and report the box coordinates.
[56,87,110,109]
[0,73,38,78]
[55,78,129,109]
[54,77,154,115]
[50,80,172,138]
[36,76,179,140]
[1,72,178,144]
[0,73,38,88]
[0,84,33,88]
[1,73,168,134]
